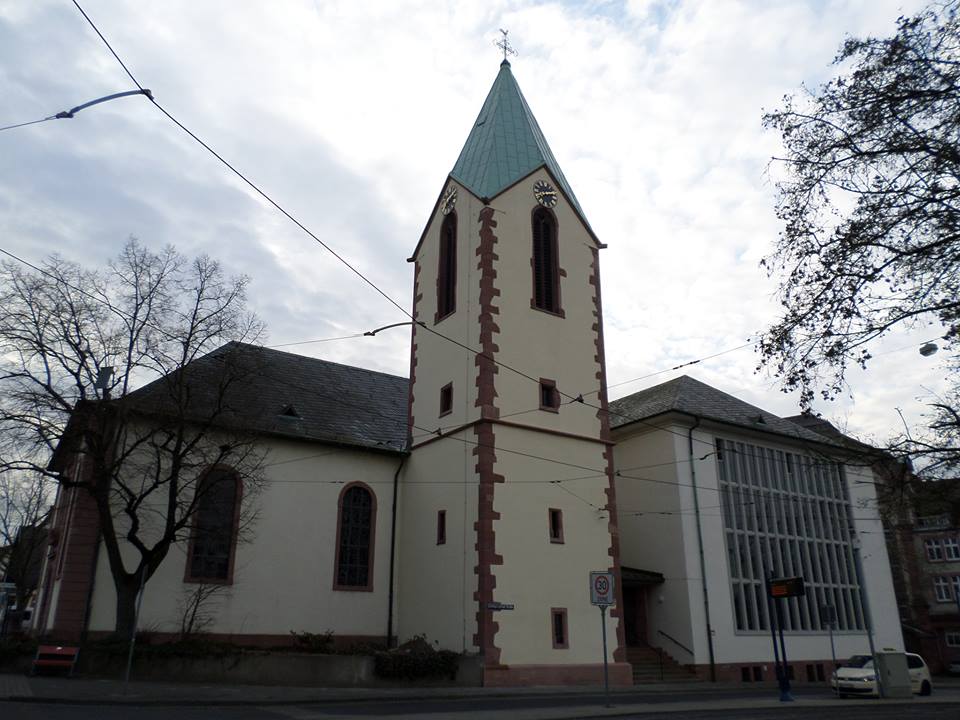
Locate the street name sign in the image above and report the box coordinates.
[487,602,515,611]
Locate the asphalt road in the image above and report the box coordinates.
[3,692,959,720]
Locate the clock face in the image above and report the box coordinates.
[440,186,458,215]
[533,180,558,208]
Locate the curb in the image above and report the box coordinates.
[2,684,785,708]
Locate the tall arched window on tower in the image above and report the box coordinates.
[186,467,241,583]
[532,208,560,314]
[334,483,376,590]
[436,213,457,321]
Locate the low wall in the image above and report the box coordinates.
[74,650,483,687]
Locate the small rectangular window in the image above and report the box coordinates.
[752,666,763,682]
[925,538,944,562]
[805,664,815,682]
[439,383,453,416]
[539,379,559,411]
[816,663,825,681]
[436,510,446,545]
[946,632,960,647]
[934,576,952,602]
[551,608,568,649]
[740,667,751,682]
[944,537,960,560]
[548,508,564,544]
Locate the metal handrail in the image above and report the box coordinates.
[657,629,694,657]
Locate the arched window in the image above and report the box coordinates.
[532,208,560,313]
[334,483,376,590]
[186,467,240,583]
[436,212,457,321]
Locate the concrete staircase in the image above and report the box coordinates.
[626,646,700,684]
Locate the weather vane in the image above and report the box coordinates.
[495,28,518,62]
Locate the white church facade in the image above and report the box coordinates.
[34,60,902,687]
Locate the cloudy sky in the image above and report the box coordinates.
[0,0,947,444]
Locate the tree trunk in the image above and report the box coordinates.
[114,574,141,641]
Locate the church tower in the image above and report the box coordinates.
[398,58,630,687]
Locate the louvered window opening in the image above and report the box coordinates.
[437,214,457,318]
[189,469,238,580]
[532,209,559,313]
[716,439,865,633]
[337,486,373,587]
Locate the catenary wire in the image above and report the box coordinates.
[63,3,898,500]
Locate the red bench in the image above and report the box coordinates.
[32,645,79,676]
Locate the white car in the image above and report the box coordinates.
[831,653,932,697]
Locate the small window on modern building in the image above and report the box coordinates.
[439,383,453,416]
[752,666,763,682]
[926,538,944,561]
[532,208,560,314]
[946,632,960,647]
[548,508,564,544]
[944,536,960,561]
[437,213,457,321]
[934,576,952,602]
[551,608,568,649]
[437,510,446,545]
[740,667,751,683]
[539,379,559,411]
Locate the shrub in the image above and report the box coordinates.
[374,635,459,681]
[289,630,334,654]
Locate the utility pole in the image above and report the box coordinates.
[851,536,883,698]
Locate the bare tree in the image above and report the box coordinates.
[0,238,266,638]
[176,582,230,639]
[759,2,960,476]
[0,471,51,614]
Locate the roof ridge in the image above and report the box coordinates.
[207,342,410,383]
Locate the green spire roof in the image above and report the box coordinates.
[451,61,589,224]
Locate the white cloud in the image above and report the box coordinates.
[0,0,945,445]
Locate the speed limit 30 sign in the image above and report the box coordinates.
[590,571,615,606]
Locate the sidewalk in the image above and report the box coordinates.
[3,672,960,708]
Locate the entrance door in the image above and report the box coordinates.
[622,586,648,646]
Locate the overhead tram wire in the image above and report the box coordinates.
[0,88,152,133]
[67,2,892,481]
[222,354,886,520]
[0,242,852,478]
[65,1,668,426]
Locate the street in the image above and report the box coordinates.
[3,686,960,720]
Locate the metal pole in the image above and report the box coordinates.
[851,539,883,698]
[766,576,782,689]
[775,598,794,701]
[600,605,611,707]
[687,417,716,682]
[828,620,837,673]
[123,565,147,692]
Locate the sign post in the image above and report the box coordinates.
[821,604,838,673]
[590,571,616,708]
[767,576,805,702]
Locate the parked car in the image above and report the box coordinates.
[831,653,932,697]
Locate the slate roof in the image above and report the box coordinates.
[124,342,409,453]
[450,61,591,230]
[609,375,840,447]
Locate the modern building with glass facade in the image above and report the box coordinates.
[611,375,903,683]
